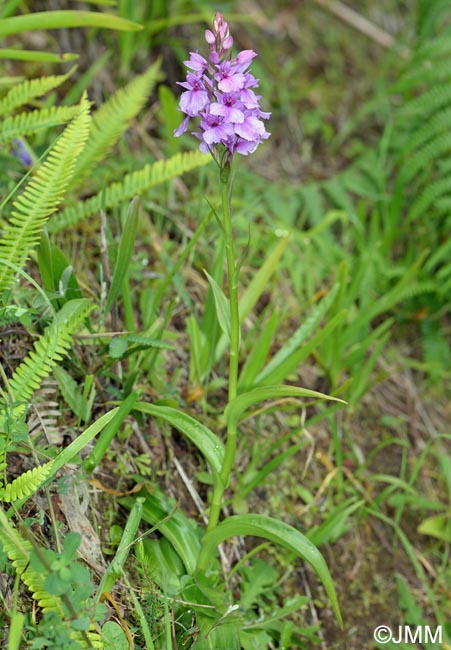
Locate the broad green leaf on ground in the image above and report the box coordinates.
[134,402,224,479]
[198,514,342,628]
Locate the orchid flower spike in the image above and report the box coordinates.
[174,12,270,166]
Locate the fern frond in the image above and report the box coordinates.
[48,150,211,232]
[1,461,53,502]
[401,107,451,153]
[393,58,451,93]
[399,132,451,183]
[399,85,451,120]
[435,196,451,214]
[437,156,451,175]
[0,509,62,612]
[6,299,93,414]
[0,509,104,647]
[0,105,80,143]
[0,70,73,117]
[70,61,161,189]
[412,32,451,62]
[0,95,91,292]
[409,174,451,220]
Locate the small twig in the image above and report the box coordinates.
[75,331,131,339]
[173,456,208,525]
[313,0,411,59]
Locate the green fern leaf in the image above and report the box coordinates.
[409,174,451,220]
[437,155,451,175]
[400,132,451,183]
[0,509,62,611]
[394,59,451,94]
[7,299,93,414]
[401,106,451,154]
[0,69,73,117]
[0,105,80,143]
[70,61,162,189]
[48,150,211,232]
[0,95,91,292]
[413,32,451,62]
[0,509,104,648]
[1,461,53,502]
[400,84,451,121]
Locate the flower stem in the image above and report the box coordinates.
[221,172,240,405]
[205,167,240,534]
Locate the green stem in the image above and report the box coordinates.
[221,176,240,404]
[207,480,225,536]
[206,167,240,534]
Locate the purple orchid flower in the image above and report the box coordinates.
[174,12,270,165]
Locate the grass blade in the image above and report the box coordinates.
[105,197,140,315]
[0,11,142,37]
[226,385,345,428]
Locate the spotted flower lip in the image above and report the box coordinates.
[174,12,270,162]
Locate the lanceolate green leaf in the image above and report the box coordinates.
[0,96,91,292]
[37,229,82,303]
[0,49,78,63]
[238,308,279,391]
[197,514,343,628]
[134,402,224,478]
[204,269,232,343]
[48,150,211,232]
[50,408,119,477]
[215,235,290,361]
[225,385,345,428]
[105,197,141,314]
[97,497,144,597]
[85,392,139,473]
[120,487,201,576]
[0,11,142,38]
